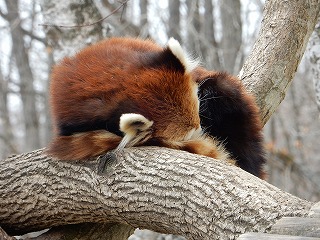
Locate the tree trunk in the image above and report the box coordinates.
[5,0,41,152]
[40,0,104,59]
[185,0,201,53]
[201,0,221,70]
[168,0,181,42]
[240,0,320,125]
[308,18,320,113]
[220,0,242,74]
[139,0,149,38]
[0,148,312,240]
[0,67,17,157]
[99,0,141,37]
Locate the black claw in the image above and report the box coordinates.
[97,151,118,175]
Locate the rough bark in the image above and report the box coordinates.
[0,148,312,240]
[34,223,134,240]
[0,227,15,240]
[40,0,104,60]
[240,0,320,125]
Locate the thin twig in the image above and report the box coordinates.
[39,0,130,28]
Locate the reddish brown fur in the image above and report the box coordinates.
[47,38,230,161]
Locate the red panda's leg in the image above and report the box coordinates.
[47,130,122,160]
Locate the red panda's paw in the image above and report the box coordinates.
[181,136,236,164]
[118,113,153,149]
[46,130,122,160]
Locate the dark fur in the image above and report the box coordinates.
[192,67,266,178]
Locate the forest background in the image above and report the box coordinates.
[0,1,319,238]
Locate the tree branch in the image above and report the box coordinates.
[0,9,8,21]
[0,147,312,239]
[20,27,46,45]
[240,0,320,125]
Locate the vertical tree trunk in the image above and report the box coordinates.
[43,49,54,145]
[139,0,149,37]
[5,0,41,152]
[201,0,221,70]
[220,0,242,74]
[0,67,17,157]
[185,0,201,53]
[40,0,104,59]
[40,0,105,140]
[168,0,181,42]
[308,18,320,113]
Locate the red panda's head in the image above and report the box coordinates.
[121,38,202,143]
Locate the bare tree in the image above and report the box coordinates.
[200,0,221,70]
[100,0,141,37]
[0,65,17,158]
[308,18,320,113]
[139,0,149,38]
[3,0,41,152]
[40,0,104,59]
[220,0,242,74]
[185,0,201,53]
[168,0,181,42]
[1,0,320,239]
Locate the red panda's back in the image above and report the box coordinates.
[50,37,200,141]
[50,38,163,128]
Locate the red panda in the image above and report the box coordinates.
[47,37,231,163]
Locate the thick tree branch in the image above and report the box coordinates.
[240,0,320,125]
[0,148,312,240]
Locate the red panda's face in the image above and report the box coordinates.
[129,69,201,142]
[159,79,201,141]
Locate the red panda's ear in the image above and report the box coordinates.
[144,38,199,74]
[166,38,199,73]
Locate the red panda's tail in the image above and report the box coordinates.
[46,130,122,160]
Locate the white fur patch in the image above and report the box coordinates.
[167,37,199,73]
[184,127,203,141]
[117,113,153,150]
[119,113,153,134]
